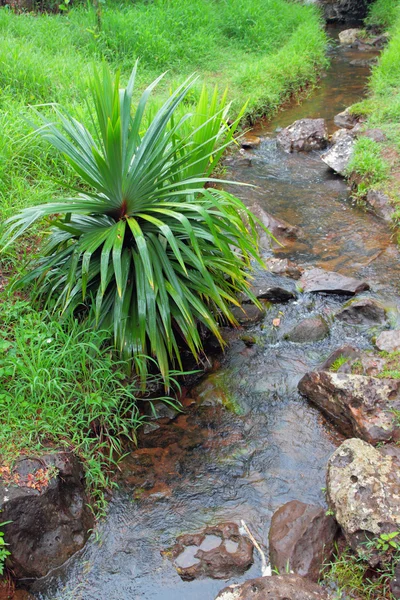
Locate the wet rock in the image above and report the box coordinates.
[365,189,394,222]
[286,316,329,343]
[356,32,390,49]
[376,329,400,352]
[149,401,180,422]
[214,574,332,599]
[299,268,369,296]
[0,452,94,580]
[276,118,328,153]
[335,298,387,325]
[244,269,297,304]
[327,438,400,563]
[164,522,253,581]
[359,128,387,143]
[338,28,361,45]
[317,0,372,22]
[264,257,304,280]
[240,134,261,149]
[321,345,361,370]
[330,128,351,144]
[231,303,266,326]
[269,500,338,581]
[298,371,400,444]
[321,131,355,175]
[391,562,400,599]
[333,108,359,130]
[251,203,300,250]
[350,57,378,67]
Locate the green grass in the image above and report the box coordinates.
[0,0,327,509]
[322,545,397,600]
[348,0,400,220]
[329,355,349,372]
[0,299,177,513]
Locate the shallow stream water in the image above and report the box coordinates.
[32,27,400,600]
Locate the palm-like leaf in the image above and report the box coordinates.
[1,63,267,385]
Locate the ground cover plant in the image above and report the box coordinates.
[348,0,400,227]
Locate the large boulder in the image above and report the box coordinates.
[376,330,400,352]
[162,523,253,581]
[214,574,332,599]
[335,298,387,325]
[299,268,369,296]
[321,131,355,175]
[277,119,328,153]
[327,439,400,563]
[316,0,372,21]
[285,316,329,343]
[0,452,93,580]
[269,500,338,581]
[298,371,400,444]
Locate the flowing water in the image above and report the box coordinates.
[32,27,400,600]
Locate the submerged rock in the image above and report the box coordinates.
[269,500,338,581]
[376,329,400,352]
[327,439,400,563]
[276,118,328,153]
[338,28,361,45]
[0,452,93,580]
[264,257,304,280]
[251,203,300,250]
[321,130,355,175]
[298,371,400,444]
[163,522,253,581]
[286,316,329,343]
[231,303,266,326]
[335,298,387,325]
[214,574,332,599]
[240,134,261,149]
[299,268,369,295]
[365,189,394,222]
[244,269,297,304]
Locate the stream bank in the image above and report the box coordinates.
[19,22,400,600]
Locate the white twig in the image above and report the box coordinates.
[240,520,271,577]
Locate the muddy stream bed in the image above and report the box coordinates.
[32,26,400,600]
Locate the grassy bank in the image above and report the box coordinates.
[0,0,327,508]
[348,0,400,227]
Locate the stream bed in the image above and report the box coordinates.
[32,26,400,600]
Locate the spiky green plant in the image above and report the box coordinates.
[1,63,265,384]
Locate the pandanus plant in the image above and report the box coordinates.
[1,64,266,384]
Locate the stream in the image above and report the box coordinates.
[32,26,400,600]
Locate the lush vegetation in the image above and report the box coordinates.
[0,0,327,502]
[322,545,397,600]
[348,0,400,224]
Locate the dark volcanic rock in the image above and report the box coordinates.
[335,298,387,325]
[298,371,400,444]
[269,500,338,581]
[365,190,394,222]
[376,329,400,352]
[243,269,297,304]
[164,522,253,581]
[277,118,328,153]
[320,0,372,22]
[0,452,93,580]
[321,345,361,370]
[327,439,400,563]
[299,268,369,295]
[286,316,329,343]
[214,574,332,599]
